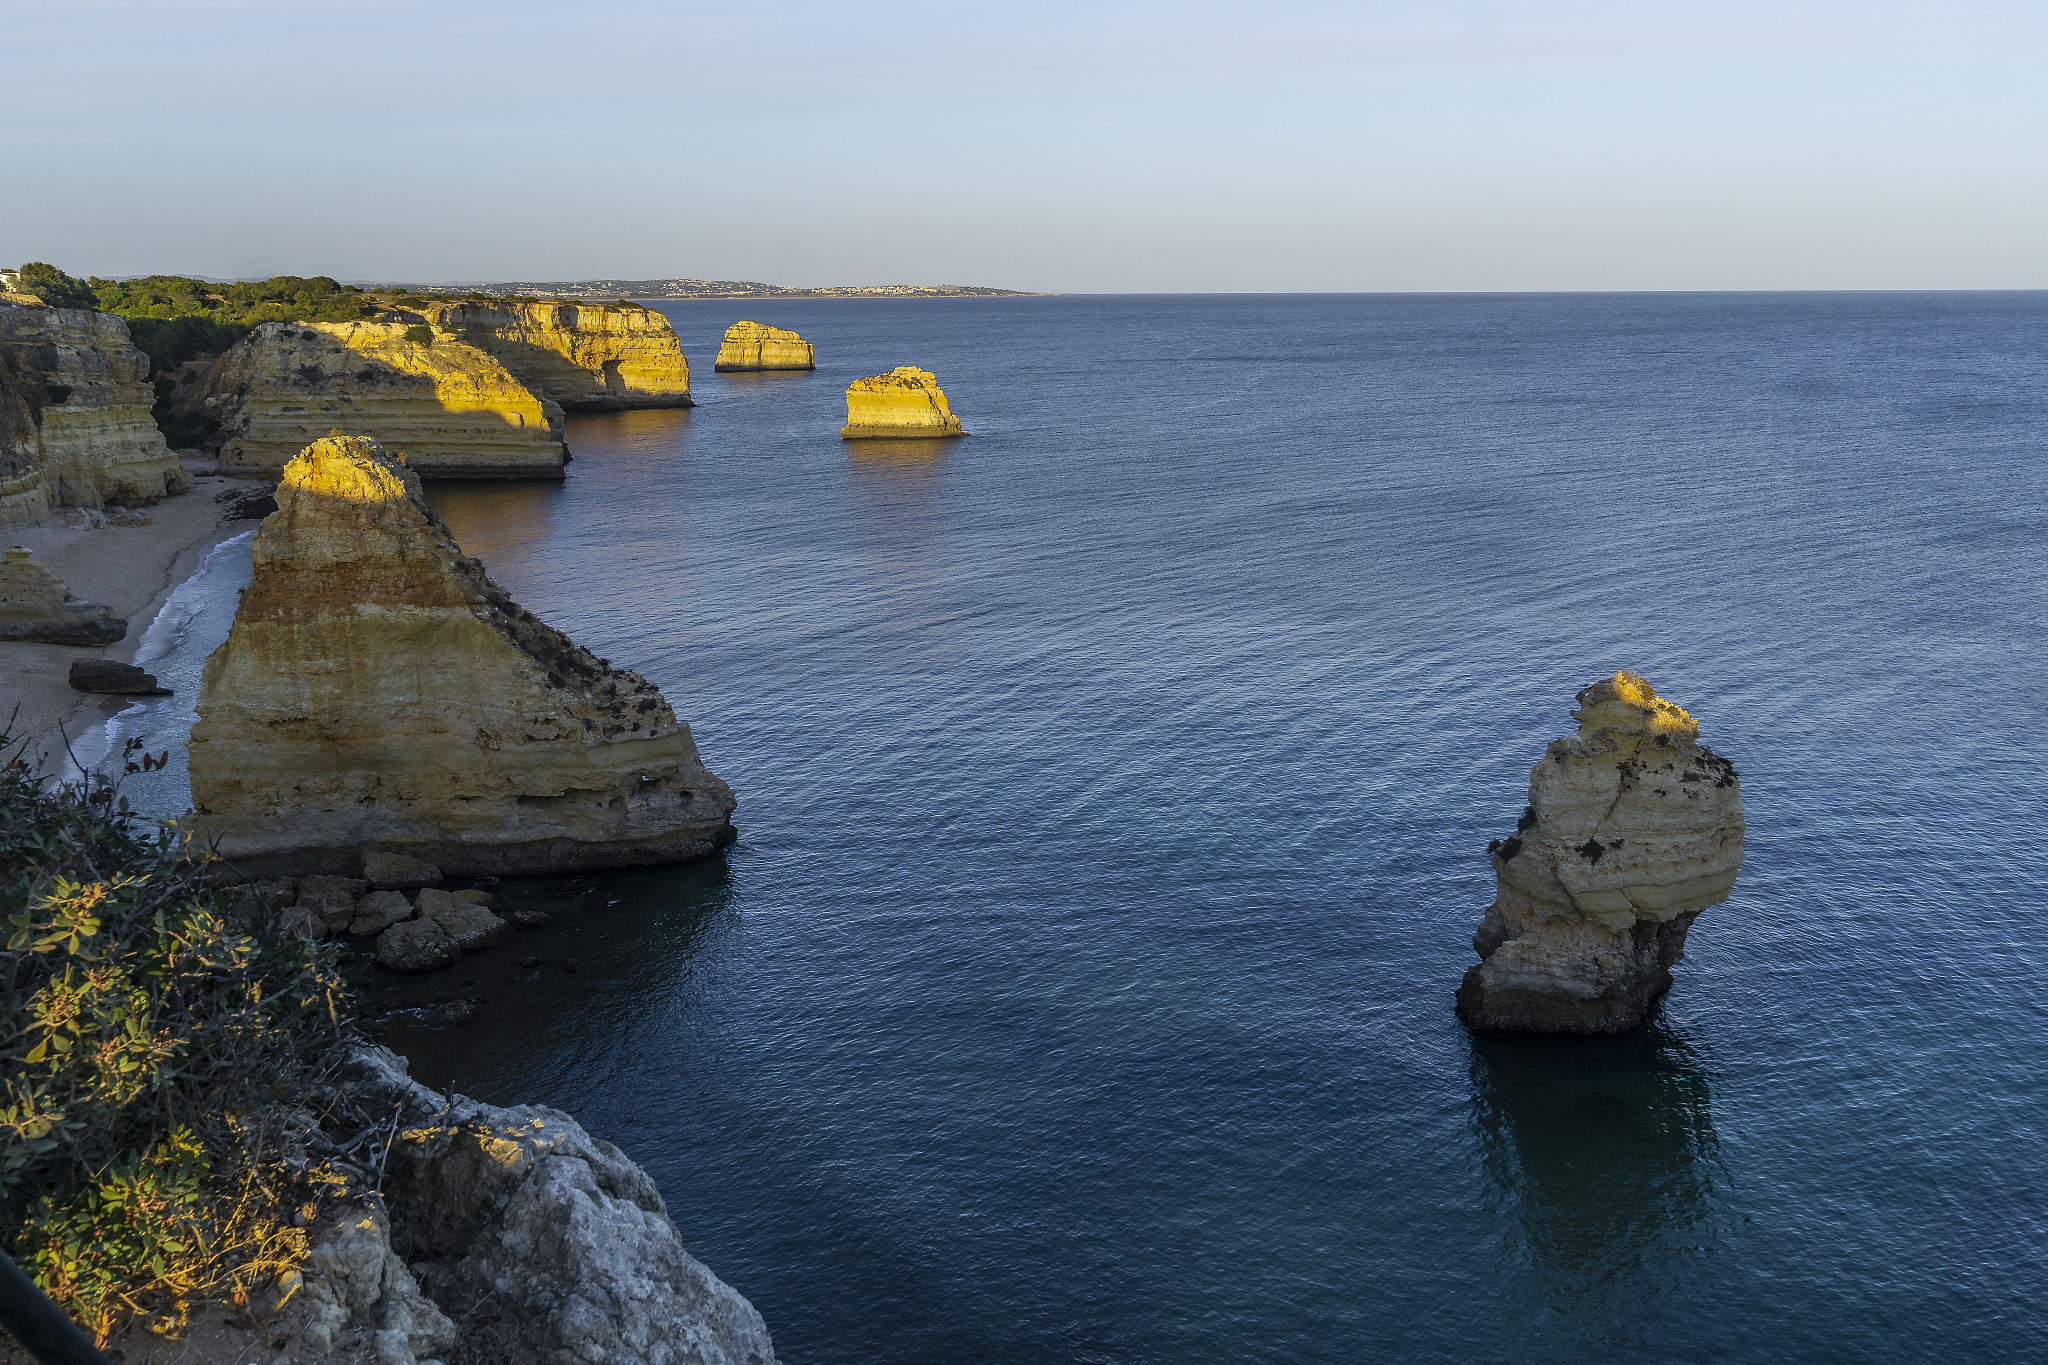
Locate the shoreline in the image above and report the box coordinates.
[4,462,247,778]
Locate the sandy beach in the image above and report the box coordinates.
[3,460,249,777]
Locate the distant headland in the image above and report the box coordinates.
[409,277,1049,300]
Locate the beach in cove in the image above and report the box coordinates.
[97,293,2048,1363]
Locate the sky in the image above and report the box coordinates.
[1,0,2044,292]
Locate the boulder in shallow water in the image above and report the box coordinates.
[0,545,125,644]
[350,890,415,937]
[1456,670,1745,1034]
[377,917,462,973]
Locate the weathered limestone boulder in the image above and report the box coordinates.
[200,321,567,479]
[0,545,124,644]
[377,916,462,972]
[68,658,169,693]
[0,301,189,520]
[421,300,693,409]
[188,434,737,875]
[714,321,814,372]
[840,366,965,439]
[1458,671,1745,1034]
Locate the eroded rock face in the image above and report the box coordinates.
[188,434,736,875]
[0,302,189,521]
[715,321,814,372]
[0,545,124,644]
[422,300,693,409]
[200,321,567,479]
[840,366,964,438]
[1457,671,1745,1034]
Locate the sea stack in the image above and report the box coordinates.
[1457,671,1744,1034]
[715,321,815,372]
[200,321,567,479]
[840,367,965,439]
[420,300,694,408]
[188,434,736,875]
[0,545,125,644]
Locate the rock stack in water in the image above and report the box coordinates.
[199,321,567,479]
[715,320,815,372]
[188,434,736,875]
[840,366,965,439]
[0,545,124,644]
[1457,671,1745,1034]
[420,300,694,408]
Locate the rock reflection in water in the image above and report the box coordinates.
[1468,1020,1723,1330]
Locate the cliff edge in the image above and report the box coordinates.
[1456,670,1745,1033]
[714,321,814,372]
[422,300,693,409]
[840,366,964,439]
[188,434,735,874]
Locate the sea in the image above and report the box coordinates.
[98,294,2048,1363]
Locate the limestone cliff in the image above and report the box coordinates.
[715,320,815,372]
[420,300,693,408]
[200,321,566,479]
[0,302,189,522]
[188,434,736,874]
[840,366,965,439]
[1457,671,1745,1034]
[0,545,124,644]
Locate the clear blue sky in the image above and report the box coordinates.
[3,0,2043,291]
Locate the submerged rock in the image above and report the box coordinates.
[714,320,815,372]
[840,366,965,439]
[377,916,462,973]
[1,545,126,644]
[1456,670,1745,1034]
[350,889,415,938]
[187,434,736,876]
[421,299,694,409]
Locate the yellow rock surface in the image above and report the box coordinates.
[201,321,566,479]
[840,367,964,439]
[188,435,736,875]
[0,303,189,522]
[715,321,815,372]
[421,300,692,409]
[1457,670,1745,1034]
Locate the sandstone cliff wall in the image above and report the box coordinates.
[0,302,188,522]
[188,435,735,874]
[841,366,964,438]
[1457,671,1745,1034]
[421,300,693,409]
[714,320,814,372]
[200,321,567,479]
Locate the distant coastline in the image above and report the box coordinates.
[397,277,1052,301]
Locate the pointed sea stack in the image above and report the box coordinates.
[715,321,815,372]
[840,367,964,439]
[188,435,736,875]
[1457,671,1744,1034]
[0,545,124,644]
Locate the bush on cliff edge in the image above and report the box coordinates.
[0,735,356,1343]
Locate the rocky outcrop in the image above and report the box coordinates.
[0,545,124,644]
[1457,671,1745,1034]
[0,301,189,522]
[199,321,567,479]
[264,1046,777,1365]
[840,366,965,439]
[421,300,693,409]
[188,434,736,875]
[714,321,814,372]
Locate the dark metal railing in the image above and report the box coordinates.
[0,1250,111,1365]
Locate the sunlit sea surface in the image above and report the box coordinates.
[111,295,2048,1363]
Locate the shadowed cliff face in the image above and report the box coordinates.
[188,434,734,874]
[421,301,693,410]
[197,321,568,479]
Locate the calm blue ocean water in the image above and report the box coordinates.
[117,295,2048,1362]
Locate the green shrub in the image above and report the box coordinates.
[403,325,435,347]
[1,736,356,1341]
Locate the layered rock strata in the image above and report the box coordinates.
[421,300,693,408]
[1457,671,1745,1034]
[199,321,567,478]
[0,545,124,644]
[715,320,815,372]
[0,301,189,521]
[188,434,736,875]
[840,366,965,438]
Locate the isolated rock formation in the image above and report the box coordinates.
[0,301,189,523]
[421,300,694,408]
[1457,671,1745,1034]
[68,658,168,694]
[840,366,965,439]
[187,434,736,875]
[199,321,567,478]
[715,321,815,372]
[0,544,124,644]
